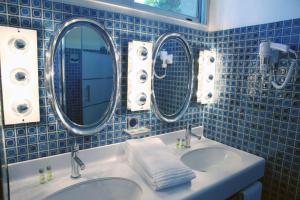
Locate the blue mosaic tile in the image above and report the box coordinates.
[32,8,41,18]
[7,157,17,164]
[20,0,29,6]
[43,10,52,19]
[0,14,6,25]
[28,144,38,153]
[7,0,18,4]
[20,17,30,27]
[18,146,28,155]
[16,127,25,137]
[39,142,48,151]
[0,3,6,13]
[20,6,30,16]
[7,4,18,15]
[31,0,41,8]
[49,141,57,149]
[18,155,27,162]
[53,12,62,21]
[53,2,62,11]
[28,135,37,144]
[5,138,15,148]
[62,3,71,13]
[43,0,52,10]
[38,134,47,143]
[16,137,26,146]
[4,129,14,138]
[6,148,17,157]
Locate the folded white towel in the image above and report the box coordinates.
[124,138,196,191]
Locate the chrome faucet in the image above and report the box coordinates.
[71,143,86,179]
[185,124,202,148]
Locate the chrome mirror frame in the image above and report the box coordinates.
[45,18,120,136]
[151,33,194,123]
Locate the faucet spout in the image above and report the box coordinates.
[73,155,86,170]
[185,124,202,148]
[71,143,85,179]
[185,124,192,148]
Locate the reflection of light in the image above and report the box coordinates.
[134,0,145,3]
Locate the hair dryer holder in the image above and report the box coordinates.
[259,41,298,89]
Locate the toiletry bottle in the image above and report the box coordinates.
[176,138,181,149]
[181,139,186,149]
[46,166,53,181]
[39,169,46,184]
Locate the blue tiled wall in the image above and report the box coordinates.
[64,48,83,124]
[204,19,300,200]
[0,0,299,200]
[0,0,206,164]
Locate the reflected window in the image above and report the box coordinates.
[134,0,207,23]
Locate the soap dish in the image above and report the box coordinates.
[124,127,151,138]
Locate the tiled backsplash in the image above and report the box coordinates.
[0,0,299,200]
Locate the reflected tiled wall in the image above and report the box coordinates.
[204,19,300,200]
[64,48,82,124]
[154,39,190,116]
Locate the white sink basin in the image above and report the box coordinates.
[9,129,265,200]
[44,177,142,200]
[181,147,242,172]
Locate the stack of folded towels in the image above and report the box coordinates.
[124,137,196,191]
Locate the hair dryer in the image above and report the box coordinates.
[153,50,173,79]
[259,41,298,89]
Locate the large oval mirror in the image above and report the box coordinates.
[46,18,120,135]
[152,33,194,122]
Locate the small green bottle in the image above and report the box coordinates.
[181,139,186,149]
[176,138,181,149]
[46,166,53,181]
[39,169,46,184]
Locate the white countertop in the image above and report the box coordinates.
[8,128,265,200]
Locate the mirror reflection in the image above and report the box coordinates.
[153,35,193,120]
[54,24,113,125]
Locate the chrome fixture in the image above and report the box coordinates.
[258,41,298,89]
[45,18,120,136]
[185,124,202,148]
[71,143,86,179]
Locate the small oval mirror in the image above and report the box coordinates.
[46,18,120,136]
[152,33,194,122]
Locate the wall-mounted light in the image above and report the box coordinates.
[127,41,153,111]
[197,49,217,104]
[0,26,40,125]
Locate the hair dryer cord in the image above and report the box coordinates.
[271,51,298,89]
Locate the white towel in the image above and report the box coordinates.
[124,138,196,191]
[241,182,262,200]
